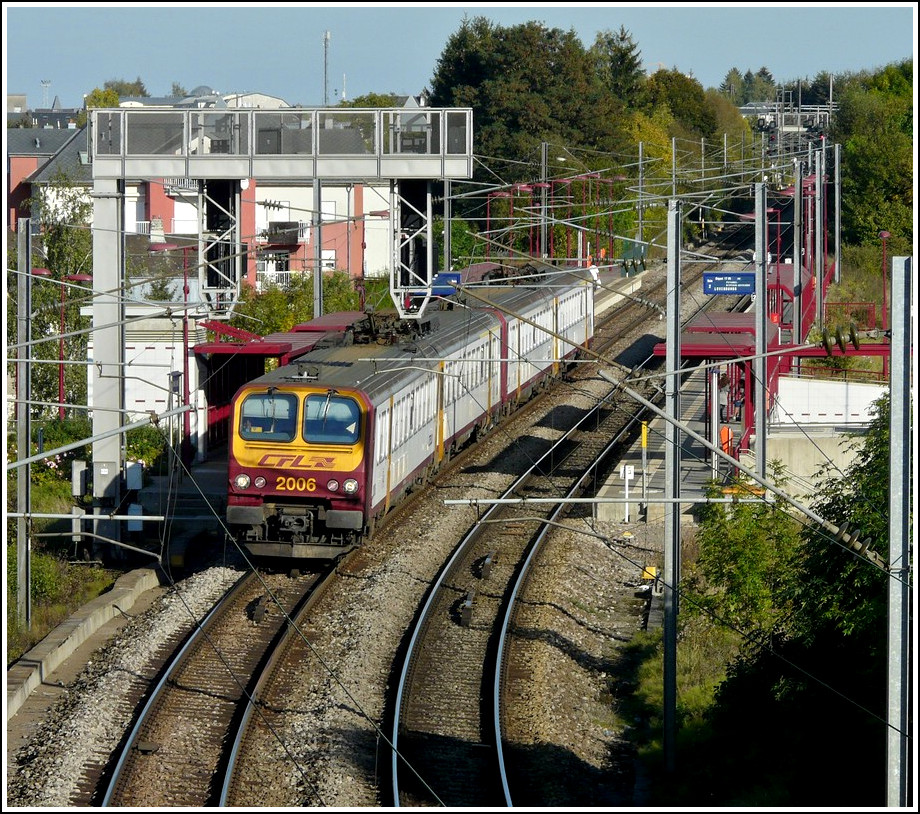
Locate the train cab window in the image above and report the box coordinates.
[240,391,298,442]
[303,393,361,445]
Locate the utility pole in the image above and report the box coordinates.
[813,148,824,330]
[792,160,803,350]
[834,143,841,285]
[313,178,323,317]
[671,136,677,197]
[17,223,33,626]
[638,142,644,245]
[323,31,331,106]
[443,179,452,273]
[887,255,912,807]
[663,198,682,773]
[541,141,548,258]
[755,183,767,478]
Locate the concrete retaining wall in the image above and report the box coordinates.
[6,567,162,721]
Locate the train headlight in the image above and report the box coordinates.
[254,476,266,488]
[326,479,340,492]
[343,479,359,495]
[234,473,251,489]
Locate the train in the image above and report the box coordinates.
[226,265,596,560]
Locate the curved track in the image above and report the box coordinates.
[389,267,747,806]
[100,569,324,807]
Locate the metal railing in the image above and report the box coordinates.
[90,107,472,160]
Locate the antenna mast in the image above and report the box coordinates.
[323,30,331,105]
[41,79,51,108]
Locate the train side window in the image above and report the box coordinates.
[376,408,390,462]
[240,391,298,442]
[304,393,361,444]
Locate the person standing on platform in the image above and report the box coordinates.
[718,372,730,422]
[733,382,745,422]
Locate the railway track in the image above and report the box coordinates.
[389,361,659,806]
[99,568,326,807]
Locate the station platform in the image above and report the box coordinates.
[597,364,739,524]
[593,266,646,317]
[136,452,229,569]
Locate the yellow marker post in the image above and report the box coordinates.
[641,421,648,517]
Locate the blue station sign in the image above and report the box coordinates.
[703,272,756,295]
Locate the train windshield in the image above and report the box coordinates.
[303,393,361,445]
[239,391,298,442]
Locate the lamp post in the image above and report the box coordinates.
[879,230,890,377]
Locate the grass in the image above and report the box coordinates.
[6,546,120,666]
[6,478,121,666]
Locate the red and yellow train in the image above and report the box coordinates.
[227,268,595,560]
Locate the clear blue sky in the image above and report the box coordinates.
[4,3,916,109]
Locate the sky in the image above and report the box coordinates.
[3,3,916,110]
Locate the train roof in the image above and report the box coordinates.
[236,307,501,402]
[456,264,593,314]
[218,265,591,389]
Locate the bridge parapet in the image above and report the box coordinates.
[90,106,473,181]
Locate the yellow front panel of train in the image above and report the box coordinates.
[232,386,366,476]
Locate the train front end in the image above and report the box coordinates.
[227,384,370,560]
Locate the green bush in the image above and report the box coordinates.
[126,424,169,475]
[6,543,118,664]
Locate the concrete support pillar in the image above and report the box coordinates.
[91,178,125,555]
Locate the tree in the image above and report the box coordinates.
[786,394,893,641]
[799,70,835,105]
[590,26,645,108]
[76,87,120,127]
[228,270,364,337]
[82,86,119,108]
[686,465,801,639]
[742,67,775,103]
[704,394,896,805]
[8,170,94,416]
[145,275,178,302]
[171,82,188,97]
[429,16,629,194]
[705,89,753,161]
[339,92,398,108]
[104,77,149,97]
[643,69,718,139]
[833,59,913,245]
[719,67,744,102]
[435,216,482,268]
